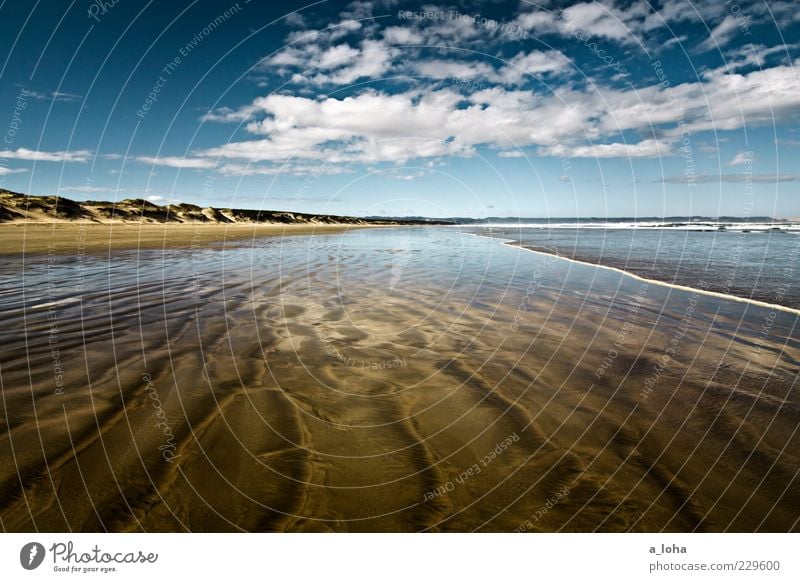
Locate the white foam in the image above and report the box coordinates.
[472,235,800,317]
[27,297,81,310]
[465,221,800,232]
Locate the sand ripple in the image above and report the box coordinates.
[0,228,798,531]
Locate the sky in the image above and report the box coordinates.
[0,0,798,218]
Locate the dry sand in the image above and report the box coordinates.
[0,222,379,255]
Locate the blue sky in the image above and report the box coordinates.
[0,0,798,218]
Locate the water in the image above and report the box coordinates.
[470,227,800,309]
[1,227,798,532]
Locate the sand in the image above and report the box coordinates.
[0,227,798,532]
[0,222,380,256]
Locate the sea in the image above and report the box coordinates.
[465,221,800,309]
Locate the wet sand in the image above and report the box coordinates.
[0,223,380,255]
[0,228,798,532]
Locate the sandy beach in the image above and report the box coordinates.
[0,223,380,255]
[0,227,798,532]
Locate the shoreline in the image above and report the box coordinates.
[501,239,800,317]
[0,222,388,256]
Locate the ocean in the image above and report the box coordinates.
[467,225,800,310]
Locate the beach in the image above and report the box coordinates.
[0,223,379,255]
[0,227,798,532]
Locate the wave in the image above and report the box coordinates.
[465,221,800,232]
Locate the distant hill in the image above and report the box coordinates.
[3,191,783,226]
[366,215,786,224]
[0,190,443,226]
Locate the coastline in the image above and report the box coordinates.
[499,240,800,317]
[0,222,386,256]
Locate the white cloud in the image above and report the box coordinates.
[324,40,395,84]
[264,38,395,85]
[217,162,355,176]
[725,42,800,71]
[0,148,91,162]
[672,65,800,134]
[58,185,116,193]
[513,0,742,48]
[762,0,800,26]
[187,1,800,174]
[200,88,642,165]
[146,195,169,204]
[285,28,321,45]
[700,15,740,51]
[283,11,306,28]
[729,151,753,166]
[541,138,671,158]
[382,26,424,45]
[662,173,800,184]
[198,60,800,169]
[512,1,653,43]
[641,0,726,31]
[328,18,363,41]
[502,50,570,83]
[136,156,216,169]
[662,34,689,49]
[0,167,28,175]
[25,90,83,103]
[317,44,360,69]
[560,2,638,42]
[512,9,559,33]
[410,59,495,80]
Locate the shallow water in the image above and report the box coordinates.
[0,227,798,531]
[474,227,800,309]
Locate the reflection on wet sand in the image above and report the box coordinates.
[1,228,798,531]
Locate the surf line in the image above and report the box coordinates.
[498,240,800,317]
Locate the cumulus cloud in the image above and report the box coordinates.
[558,1,644,42]
[197,60,800,169]
[410,59,496,80]
[501,50,570,83]
[167,0,800,177]
[382,26,424,45]
[260,38,396,86]
[512,0,749,48]
[541,138,671,158]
